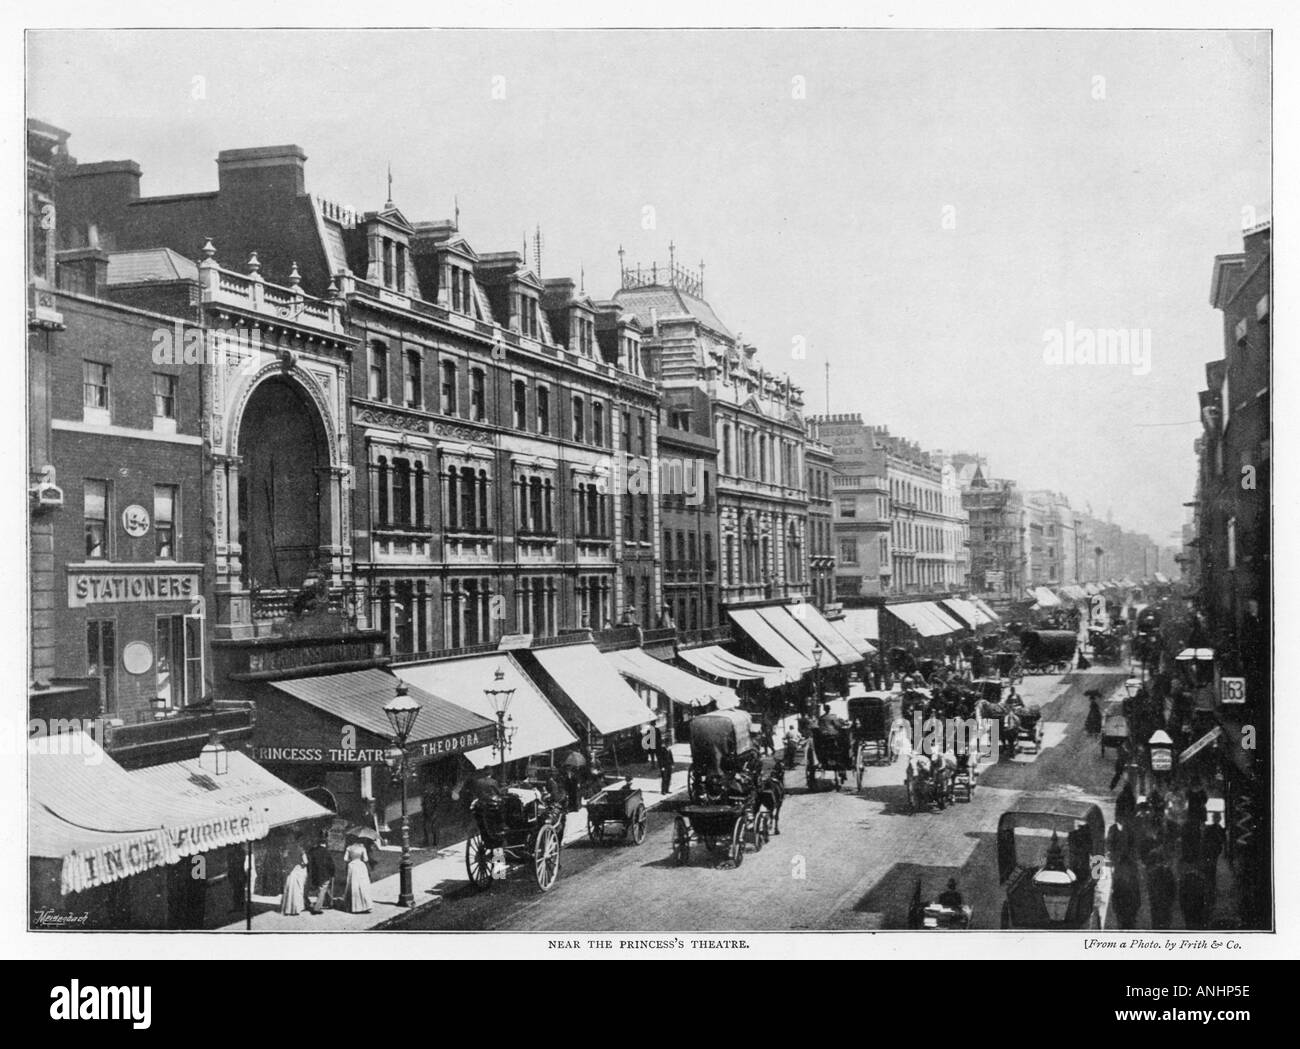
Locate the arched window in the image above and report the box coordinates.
[592,402,605,446]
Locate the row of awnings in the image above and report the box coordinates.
[726,602,876,674]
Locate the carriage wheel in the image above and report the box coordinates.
[533,823,561,892]
[672,816,691,866]
[629,804,648,846]
[747,813,763,853]
[466,832,493,891]
[729,817,746,868]
[587,817,605,845]
[756,810,771,847]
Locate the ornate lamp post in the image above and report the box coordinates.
[199,730,230,777]
[810,643,824,719]
[383,681,421,908]
[483,666,518,782]
[1033,831,1077,923]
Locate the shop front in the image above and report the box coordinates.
[29,731,270,929]
[249,667,496,841]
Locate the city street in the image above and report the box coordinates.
[393,670,1125,932]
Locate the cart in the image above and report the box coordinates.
[850,692,894,783]
[806,724,853,792]
[1019,630,1077,675]
[671,784,769,869]
[998,799,1105,929]
[951,749,979,801]
[687,709,759,802]
[1100,699,1129,758]
[586,782,648,846]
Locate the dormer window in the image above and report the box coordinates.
[622,334,641,375]
[451,266,476,316]
[517,293,540,338]
[378,234,407,292]
[573,312,595,356]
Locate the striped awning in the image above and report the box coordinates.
[604,648,740,710]
[30,732,271,896]
[678,646,797,688]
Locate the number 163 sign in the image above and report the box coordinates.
[1220,677,1246,705]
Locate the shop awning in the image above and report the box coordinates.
[826,616,877,656]
[269,668,496,759]
[754,604,858,666]
[783,602,867,663]
[940,598,991,629]
[604,648,740,710]
[728,608,814,672]
[395,654,577,770]
[677,646,797,688]
[1032,587,1061,608]
[131,750,331,829]
[839,607,880,643]
[1084,583,1102,596]
[30,732,271,896]
[885,602,960,638]
[527,643,657,736]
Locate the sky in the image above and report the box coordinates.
[27,28,1271,544]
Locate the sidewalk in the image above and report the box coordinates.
[218,745,694,932]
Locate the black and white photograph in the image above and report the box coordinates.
[11,6,1288,966]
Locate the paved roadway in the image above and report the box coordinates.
[394,669,1127,932]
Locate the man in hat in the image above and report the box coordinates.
[937,878,963,911]
[307,830,336,914]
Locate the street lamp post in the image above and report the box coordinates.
[810,643,824,719]
[383,681,422,908]
[483,666,518,783]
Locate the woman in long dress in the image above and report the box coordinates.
[279,843,308,916]
[342,841,373,913]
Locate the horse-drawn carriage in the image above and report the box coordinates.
[998,799,1105,929]
[904,750,955,811]
[805,717,854,792]
[1099,697,1129,758]
[671,711,781,869]
[1019,629,1077,675]
[466,780,566,892]
[1089,628,1123,664]
[993,647,1025,685]
[849,692,894,785]
[687,709,761,802]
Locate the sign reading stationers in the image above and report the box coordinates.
[67,565,200,608]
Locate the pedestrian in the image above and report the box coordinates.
[759,715,775,756]
[1146,847,1177,930]
[420,782,440,848]
[655,731,674,795]
[307,830,336,914]
[1202,811,1226,908]
[225,843,247,913]
[1084,692,1102,736]
[1112,856,1142,930]
[1185,778,1208,827]
[342,839,373,914]
[562,749,586,812]
[279,837,308,916]
[1178,862,1208,930]
[1106,815,1137,864]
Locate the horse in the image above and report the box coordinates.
[977,699,1021,759]
[755,759,785,835]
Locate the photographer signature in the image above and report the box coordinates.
[33,909,90,928]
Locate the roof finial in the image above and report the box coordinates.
[580,262,585,294]
[201,238,216,260]
[668,240,676,279]
[454,195,460,231]
[247,251,261,274]
[385,162,394,209]
[289,261,302,287]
